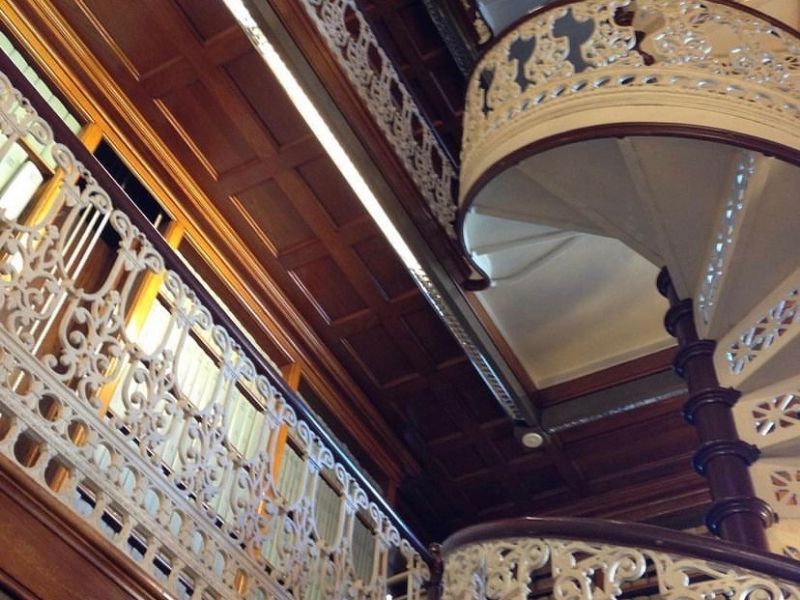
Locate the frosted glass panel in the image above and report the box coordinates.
[0,29,83,134]
[352,516,375,582]
[0,144,42,220]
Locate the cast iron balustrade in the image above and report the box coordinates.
[436,517,800,599]
[460,0,800,204]
[0,53,430,600]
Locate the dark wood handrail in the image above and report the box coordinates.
[470,0,800,83]
[442,516,800,582]
[0,45,431,562]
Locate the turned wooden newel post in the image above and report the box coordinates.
[427,543,444,600]
[657,268,775,550]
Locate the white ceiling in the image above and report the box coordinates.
[462,136,800,388]
[474,226,671,387]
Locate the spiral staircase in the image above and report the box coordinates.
[458,0,800,561]
[0,0,799,598]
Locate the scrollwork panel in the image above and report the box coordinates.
[0,69,430,600]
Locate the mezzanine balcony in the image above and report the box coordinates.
[437,517,800,598]
[0,47,429,600]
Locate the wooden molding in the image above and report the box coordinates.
[539,347,678,407]
[0,456,169,600]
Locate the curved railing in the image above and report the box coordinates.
[438,517,800,599]
[461,0,800,202]
[0,48,429,600]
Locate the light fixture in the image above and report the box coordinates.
[221,0,530,431]
[521,431,544,449]
[221,0,423,274]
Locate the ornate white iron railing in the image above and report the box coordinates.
[461,0,800,200]
[0,56,430,600]
[298,0,459,236]
[437,517,800,600]
[735,377,800,557]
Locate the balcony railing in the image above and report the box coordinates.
[461,0,800,202]
[0,48,430,600]
[437,517,800,599]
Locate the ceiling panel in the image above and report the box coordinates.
[174,0,237,42]
[234,179,317,253]
[297,156,366,228]
[224,51,312,147]
[159,79,259,176]
[401,308,463,365]
[351,235,417,300]
[291,256,368,322]
[344,325,418,385]
[79,0,178,77]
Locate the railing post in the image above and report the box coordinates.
[427,543,444,600]
[657,268,775,550]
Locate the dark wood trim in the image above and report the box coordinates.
[0,456,170,600]
[442,516,800,582]
[0,46,430,562]
[539,347,677,407]
[658,268,775,550]
[457,124,800,289]
[0,567,40,600]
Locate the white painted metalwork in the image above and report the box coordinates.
[297,0,458,235]
[0,71,428,600]
[736,377,800,538]
[443,536,800,599]
[461,0,800,198]
[697,151,755,327]
[736,376,800,448]
[752,458,800,524]
[718,268,800,388]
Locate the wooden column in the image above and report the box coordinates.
[657,268,774,550]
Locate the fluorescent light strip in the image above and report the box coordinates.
[224,1,526,425]
[222,0,423,273]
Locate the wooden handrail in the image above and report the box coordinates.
[442,516,800,582]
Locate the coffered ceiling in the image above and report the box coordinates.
[2,0,708,541]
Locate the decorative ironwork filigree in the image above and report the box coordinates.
[443,537,800,599]
[751,393,800,438]
[726,288,799,375]
[698,151,755,326]
[292,0,458,236]
[0,71,429,600]
[463,0,800,181]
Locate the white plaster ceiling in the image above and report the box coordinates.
[462,136,800,388]
[473,226,671,387]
